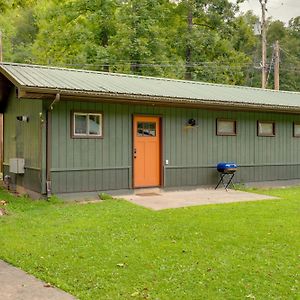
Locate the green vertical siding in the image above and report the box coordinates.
[50,101,300,193]
[51,101,133,193]
[3,90,43,192]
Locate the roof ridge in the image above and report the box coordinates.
[0,61,300,95]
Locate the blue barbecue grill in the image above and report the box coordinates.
[215,162,238,191]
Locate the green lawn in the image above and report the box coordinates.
[0,188,299,300]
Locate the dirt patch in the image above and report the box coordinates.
[0,199,8,216]
[0,207,7,216]
[76,199,102,205]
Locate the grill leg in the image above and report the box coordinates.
[215,174,226,190]
[225,173,235,191]
[215,173,235,191]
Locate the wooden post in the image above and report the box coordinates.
[260,0,267,89]
[274,40,280,90]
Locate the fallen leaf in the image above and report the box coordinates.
[117,263,126,268]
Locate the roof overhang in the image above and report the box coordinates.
[17,86,300,114]
[1,62,300,114]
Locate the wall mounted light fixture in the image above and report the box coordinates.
[187,118,196,126]
[184,118,198,129]
[16,116,29,122]
[187,118,197,126]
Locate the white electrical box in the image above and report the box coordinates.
[9,158,25,174]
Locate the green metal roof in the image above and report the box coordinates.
[1,62,300,111]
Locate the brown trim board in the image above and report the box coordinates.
[16,88,300,115]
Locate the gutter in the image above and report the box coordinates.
[17,86,300,114]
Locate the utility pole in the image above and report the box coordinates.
[259,0,267,89]
[274,40,280,90]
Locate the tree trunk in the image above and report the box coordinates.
[185,5,193,80]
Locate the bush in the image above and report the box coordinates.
[98,193,114,200]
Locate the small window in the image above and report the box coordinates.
[293,122,300,137]
[73,112,102,138]
[137,122,156,137]
[216,119,236,136]
[257,121,275,137]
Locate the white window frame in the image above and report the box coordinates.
[73,112,102,138]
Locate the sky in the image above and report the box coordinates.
[232,0,300,24]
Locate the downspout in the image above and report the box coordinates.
[46,93,60,198]
[49,93,60,110]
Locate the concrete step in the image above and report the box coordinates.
[134,187,162,196]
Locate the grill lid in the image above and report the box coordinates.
[217,162,238,173]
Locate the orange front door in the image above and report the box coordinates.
[133,116,161,188]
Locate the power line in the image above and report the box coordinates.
[280,46,300,62]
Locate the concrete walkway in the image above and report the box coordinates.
[119,188,278,210]
[0,260,76,300]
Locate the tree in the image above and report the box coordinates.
[1,0,299,91]
[172,0,251,84]
[0,0,38,62]
[32,0,117,70]
[107,0,183,77]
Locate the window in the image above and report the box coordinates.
[216,119,237,136]
[137,122,156,137]
[72,112,102,138]
[257,121,275,136]
[293,122,300,137]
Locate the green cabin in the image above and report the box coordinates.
[1,62,300,197]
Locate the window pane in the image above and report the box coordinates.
[137,122,143,136]
[89,114,101,135]
[149,122,156,136]
[294,124,300,136]
[218,120,235,134]
[144,123,151,136]
[75,114,87,134]
[137,122,156,137]
[259,122,274,135]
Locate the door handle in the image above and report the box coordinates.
[134,148,137,158]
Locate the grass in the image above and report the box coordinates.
[0,187,299,300]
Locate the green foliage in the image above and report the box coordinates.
[0,187,299,299]
[264,19,300,91]
[47,194,63,204]
[99,192,114,200]
[0,0,299,90]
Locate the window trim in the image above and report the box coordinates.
[293,122,300,138]
[257,121,275,137]
[216,119,237,136]
[137,121,157,137]
[71,111,103,139]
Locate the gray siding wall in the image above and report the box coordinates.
[50,101,300,193]
[3,91,43,193]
